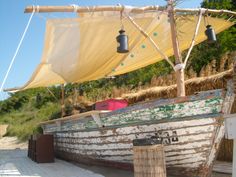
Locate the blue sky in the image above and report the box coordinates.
[0,0,202,100]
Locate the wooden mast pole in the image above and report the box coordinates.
[73,86,78,114]
[168,0,185,97]
[61,84,65,117]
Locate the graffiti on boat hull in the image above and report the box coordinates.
[135,130,179,145]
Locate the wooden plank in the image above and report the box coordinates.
[233,140,236,177]
[213,161,232,174]
[54,117,217,138]
[43,89,224,132]
[55,125,215,144]
[43,96,223,133]
[40,110,110,125]
[55,133,213,151]
[104,89,224,117]
[51,117,217,170]
[224,113,236,139]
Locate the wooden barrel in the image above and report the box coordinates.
[133,143,166,177]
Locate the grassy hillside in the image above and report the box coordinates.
[1,103,60,141]
[0,88,61,141]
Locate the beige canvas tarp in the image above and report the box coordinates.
[10,11,233,91]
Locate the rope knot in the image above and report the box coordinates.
[174,63,185,71]
[70,4,79,13]
[32,5,39,13]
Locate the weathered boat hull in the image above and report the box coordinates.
[42,84,234,177]
[54,117,222,176]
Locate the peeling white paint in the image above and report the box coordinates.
[42,88,233,175]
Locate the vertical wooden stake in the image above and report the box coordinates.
[61,84,65,117]
[233,140,236,177]
[176,70,185,97]
[233,57,236,177]
[73,87,78,114]
[168,0,186,97]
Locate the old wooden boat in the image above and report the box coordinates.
[40,80,235,177]
[3,2,236,177]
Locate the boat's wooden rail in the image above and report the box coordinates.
[40,110,110,125]
[41,89,226,134]
[40,110,110,132]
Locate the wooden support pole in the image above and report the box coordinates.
[127,16,175,69]
[233,57,236,94]
[183,9,203,66]
[230,57,236,177]
[168,0,185,97]
[24,5,236,17]
[230,60,236,177]
[175,8,236,16]
[233,140,236,177]
[61,84,65,117]
[72,87,78,114]
[24,5,164,13]
[175,70,185,97]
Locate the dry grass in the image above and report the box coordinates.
[122,69,233,104]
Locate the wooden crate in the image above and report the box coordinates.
[36,134,54,163]
[28,134,54,163]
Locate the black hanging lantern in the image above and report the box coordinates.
[205,25,217,43]
[116,29,129,53]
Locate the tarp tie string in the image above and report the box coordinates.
[174,63,186,71]
[71,4,79,13]
[0,6,35,93]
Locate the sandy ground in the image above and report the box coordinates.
[0,137,27,150]
[0,136,232,177]
[0,137,103,177]
[77,163,232,177]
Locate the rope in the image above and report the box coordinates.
[46,87,59,101]
[227,15,234,21]
[0,6,36,93]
